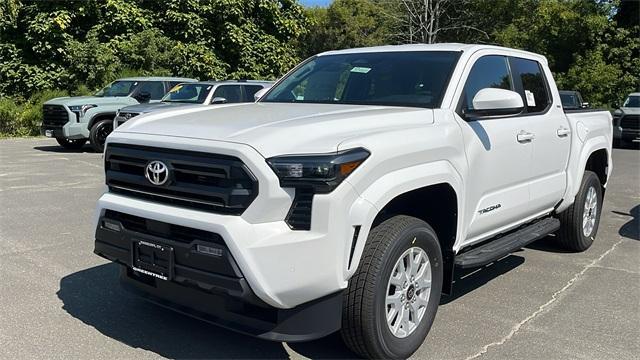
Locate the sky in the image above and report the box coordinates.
[299,0,333,7]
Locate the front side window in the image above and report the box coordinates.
[623,95,640,108]
[462,55,512,111]
[162,83,212,104]
[136,81,166,100]
[262,51,460,108]
[95,81,137,97]
[509,57,550,113]
[212,85,242,103]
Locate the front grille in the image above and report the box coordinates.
[42,105,69,127]
[285,187,314,230]
[621,115,639,130]
[105,143,258,215]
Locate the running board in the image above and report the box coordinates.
[455,218,560,269]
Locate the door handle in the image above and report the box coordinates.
[517,131,535,143]
[557,127,571,137]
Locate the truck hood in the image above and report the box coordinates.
[115,102,432,158]
[120,101,203,114]
[45,95,133,107]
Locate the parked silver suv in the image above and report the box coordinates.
[113,80,273,129]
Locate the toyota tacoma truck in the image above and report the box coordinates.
[612,92,639,147]
[41,76,196,152]
[113,80,273,129]
[94,44,612,359]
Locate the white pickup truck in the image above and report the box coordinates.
[94,44,612,359]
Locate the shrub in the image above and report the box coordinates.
[0,89,68,137]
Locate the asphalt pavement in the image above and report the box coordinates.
[0,138,638,359]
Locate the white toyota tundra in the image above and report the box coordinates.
[94,44,612,359]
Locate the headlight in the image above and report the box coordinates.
[267,148,370,193]
[69,104,97,117]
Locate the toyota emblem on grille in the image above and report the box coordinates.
[124,113,132,119]
[145,160,169,186]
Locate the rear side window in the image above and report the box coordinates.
[137,81,166,100]
[243,85,264,101]
[509,58,550,113]
[462,56,512,111]
[212,85,242,103]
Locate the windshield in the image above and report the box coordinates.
[95,81,137,97]
[623,95,640,108]
[262,51,460,108]
[162,83,212,103]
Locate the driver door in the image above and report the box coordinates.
[455,55,537,245]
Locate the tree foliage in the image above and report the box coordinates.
[0,0,309,98]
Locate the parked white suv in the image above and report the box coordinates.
[94,44,612,359]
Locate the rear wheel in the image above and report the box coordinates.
[557,171,603,251]
[341,215,443,359]
[89,119,113,153]
[55,136,86,150]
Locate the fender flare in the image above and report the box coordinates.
[87,112,117,130]
[557,135,610,213]
[343,160,464,279]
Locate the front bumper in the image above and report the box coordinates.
[94,211,343,341]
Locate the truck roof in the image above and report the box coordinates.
[319,43,547,64]
[117,77,198,82]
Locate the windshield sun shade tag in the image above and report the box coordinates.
[351,66,371,74]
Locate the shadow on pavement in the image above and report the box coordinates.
[525,233,574,253]
[441,254,525,305]
[33,145,94,154]
[613,205,639,241]
[57,263,358,359]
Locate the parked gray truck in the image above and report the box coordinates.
[612,92,640,147]
[41,77,196,151]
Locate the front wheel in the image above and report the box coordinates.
[341,215,443,359]
[55,136,86,150]
[89,119,113,153]
[557,171,603,251]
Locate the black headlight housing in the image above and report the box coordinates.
[267,148,370,230]
[267,148,370,194]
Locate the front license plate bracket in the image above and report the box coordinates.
[131,240,174,281]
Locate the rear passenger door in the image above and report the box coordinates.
[509,57,571,213]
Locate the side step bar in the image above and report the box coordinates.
[455,217,561,268]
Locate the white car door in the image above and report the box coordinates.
[453,54,539,245]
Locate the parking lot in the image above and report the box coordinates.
[0,137,638,359]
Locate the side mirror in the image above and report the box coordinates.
[211,97,227,104]
[465,88,524,119]
[253,88,269,101]
[135,91,151,103]
[581,102,590,108]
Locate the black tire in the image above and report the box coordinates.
[557,171,603,251]
[55,136,86,150]
[89,119,113,153]
[341,215,443,359]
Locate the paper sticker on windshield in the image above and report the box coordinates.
[169,85,183,93]
[525,90,536,107]
[351,67,371,74]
